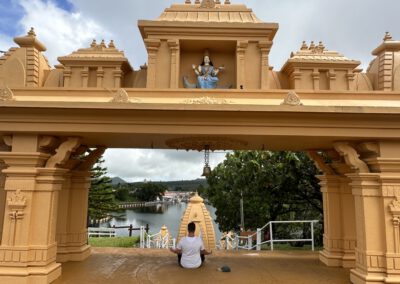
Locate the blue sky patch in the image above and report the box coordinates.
[51,0,74,13]
[0,0,25,36]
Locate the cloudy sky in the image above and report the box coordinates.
[1,0,399,181]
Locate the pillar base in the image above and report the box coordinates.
[319,250,344,267]
[350,268,387,284]
[0,262,61,284]
[56,244,91,262]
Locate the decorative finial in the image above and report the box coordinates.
[300,41,308,50]
[195,0,200,4]
[200,0,216,8]
[384,32,393,41]
[185,0,191,4]
[309,41,315,50]
[27,27,36,37]
[90,39,97,48]
[225,0,231,4]
[317,41,325,52]
[100,39,106,48]
[108,40,115,48]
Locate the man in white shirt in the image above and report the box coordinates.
[170,222,212,268]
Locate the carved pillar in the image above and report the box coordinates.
[81,67,89,87]
[113,67,123,88]
[258,41,271,90]
[0,158,6,245]
[236,40,248,89]
[97,67,104,87]
[168,40,180,89]
[0,135,80,284]
[329,69,337,90]
[290,68,302,89]
[347,71,356,90]
[145,39,161,88]
[63,67,72,87]
[56,147,105,262]
[312,69,320,90]
[334,141,400,284]
[309,150,356,268]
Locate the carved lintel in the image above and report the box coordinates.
[46,137,81,168]
[333,142,370,173]
[307,150,335,175]
[281,91,303,106]
[76,146,106,171]
[0,87,15,101]
[182,96,232,105]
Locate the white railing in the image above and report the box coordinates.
[88,227,116,237]
[219,220,319,251]
[140,227,176,249]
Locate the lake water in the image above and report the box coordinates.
[105,203,222,240]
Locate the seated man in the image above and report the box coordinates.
[170,222,212,268]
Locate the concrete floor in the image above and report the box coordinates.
[54,248,351,284]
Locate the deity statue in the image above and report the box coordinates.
[192,54,224,89]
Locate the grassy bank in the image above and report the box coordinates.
[89,237,140,248]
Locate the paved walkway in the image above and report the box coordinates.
[54,248,351,284]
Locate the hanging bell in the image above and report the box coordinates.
[202,165,212,177]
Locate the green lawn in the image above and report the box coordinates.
[89,237,140,248]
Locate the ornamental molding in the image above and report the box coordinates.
[182,96,232,105]
[0,87,15,102]
[166,136,248,151]
[307,150,335,175]
[333,142,370,173]
[281,91,303,106]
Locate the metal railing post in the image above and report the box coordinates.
[247,235,252,250]
[311,221,315,251]
[256,228,261,251]
[270,222,274,251]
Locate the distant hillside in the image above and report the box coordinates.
[128,178,208,191]
[111,177,127,185]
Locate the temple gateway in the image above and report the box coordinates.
[1,0,400,283]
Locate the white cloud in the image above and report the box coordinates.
[0,35,14,53]
[103,149,227,182]
[17,0,108,66]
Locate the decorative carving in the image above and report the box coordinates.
[0,87,15,101]
[390,196,400,253]
[7,189,27,220]
[200,0,215,8]
[76,146,106,171]
[390,197,400,215]
[166,136,248,151]
[46,137,81,168]
[182,96,232,105]
[110,88,130,103]
[2,135,12,147]
[281,91,303,106]
[357,142,380,157]
[333,142,370,173]
[307,150,335,175]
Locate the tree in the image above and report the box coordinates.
[88,157,119,226]
[205,151,322,236]
[133,182,167,202]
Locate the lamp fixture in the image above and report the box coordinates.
[201,145,211,177]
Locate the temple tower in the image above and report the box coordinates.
[177,192,216,250]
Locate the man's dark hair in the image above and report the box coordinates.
[188,222,196,233]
